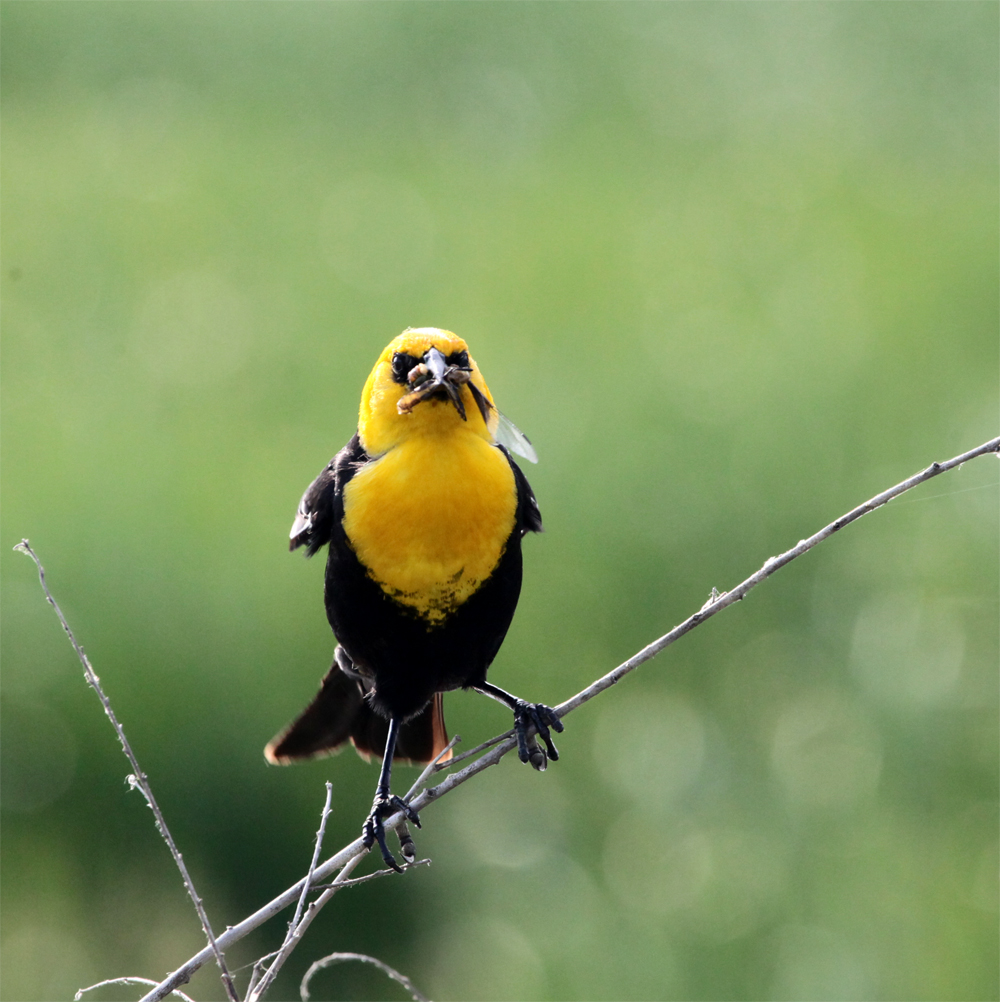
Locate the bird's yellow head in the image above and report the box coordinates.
[358,328,498,457]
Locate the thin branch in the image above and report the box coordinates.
[300,952,430,1002]
[241,861,433,999]
[551,435,1000,721]
[124,435,1000,1002]
[245,852,366,1001]
[432,729,511,770]
[75,978,196,1002]
[244,952,279,1001]
[139,839,371,1001]
[312,858,431,890]
[14,541,240,1002]
[289,782,334,937]
[403,734,462,800]
[247,727,475,996]
[244,781,333,1000]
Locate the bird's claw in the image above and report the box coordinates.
[513,701,564,770]
[362,795,421,872]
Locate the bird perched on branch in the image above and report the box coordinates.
[265,327,562,870]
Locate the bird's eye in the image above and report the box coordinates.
[391,352,418,383]
[446,350,470,369]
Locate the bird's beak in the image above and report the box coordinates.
[397,346,473,420]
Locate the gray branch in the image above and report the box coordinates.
[300,952,430,1002]
[552,436,1000,720]
[246,781,334,999]
[245,853,367,1002]
[14,541,240,1002]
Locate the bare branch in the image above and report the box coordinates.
[14,541,240,1002]
[109,436,1000,1002]
[403,734,462,799]
[551,435,1000,720]
[244,952,279,1001]
[245,852,367,1001]
[312,858,431,890]
[433,730,510,770]
[139,838,372,1001]
[245,781,333,1000]
[300,952,429,1002]
[75,977,197,1002]
[289,782,334,938]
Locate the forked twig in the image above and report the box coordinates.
[245,852,367,1001]
[14,541,240,1002]
[244,781,333,999]
[300,952,430,1002]
[243,952,279,1002]
[139,837,372,1001]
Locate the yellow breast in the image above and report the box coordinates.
[342,425,516,625]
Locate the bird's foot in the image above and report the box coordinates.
[513,701,564,770]
[362,794,421,872]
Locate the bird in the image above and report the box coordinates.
[265,327,563,870]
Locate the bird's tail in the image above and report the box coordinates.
[264,655,451,766]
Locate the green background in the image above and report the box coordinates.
[2,3,997,1000]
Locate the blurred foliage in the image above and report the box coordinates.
[2,3,997,1000]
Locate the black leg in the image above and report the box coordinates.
[474,681,564,769]
[361,716,421,872]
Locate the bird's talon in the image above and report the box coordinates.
[364,795,419,871]
[513,701,563,768]
[525,737,548,771]
[386,794,421,828]
[515,727,531,763]
[398,826,417,863]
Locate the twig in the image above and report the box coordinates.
[244,952,279,1001]
[245,853,366,1001]
[403,734,462,800]
[124,436,1000,1002]
[432,730,510,770]
[289,782,334,937]
[14,541,240,1002]
[300,952,430,1002]
[139,839,371,1002]
[551,435,1000,721]
[244,781,333,1000]
[75,978,196,1002]
[312,858,431,889]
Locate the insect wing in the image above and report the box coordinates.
[494,410,538,464]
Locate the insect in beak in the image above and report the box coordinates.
[397,346,477,420]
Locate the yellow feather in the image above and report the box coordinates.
[345,328,517,625]
[358,328,496,458]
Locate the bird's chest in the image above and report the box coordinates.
[342,436,517,625]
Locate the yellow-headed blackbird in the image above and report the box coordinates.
[265,328,562,869]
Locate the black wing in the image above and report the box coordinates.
[500,445,542,536]
[289,433,370,557]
